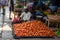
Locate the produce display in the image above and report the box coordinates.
[55,29,60,37]
[13,20,55,37]
[16,5,23,8]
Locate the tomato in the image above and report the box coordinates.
[13,20,55,37]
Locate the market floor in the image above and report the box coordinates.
[0,6,60,40]
[0,6,13,39]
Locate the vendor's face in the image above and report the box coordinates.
[25,11,28,13]
[15,15,18,18]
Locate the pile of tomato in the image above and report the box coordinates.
[13,20,55,37]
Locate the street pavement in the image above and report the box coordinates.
[0,6,13,39]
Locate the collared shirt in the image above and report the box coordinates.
[20,12,31,21]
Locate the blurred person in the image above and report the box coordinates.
[32,0,39,9]
[10,0,14,11]
[32,0,43,9]
[43,8,52,16]
[1,0,7,6]
[30,0,44,20]
[35,7,45,22]
[26,2,33,10]
[30,8,36,20]
[20,9,32,21]
[49,0,58,12]
[30,0,39,20]
[35,7,43,16]
[37,1,43,8]
[41,4,49,11]
[0,0,7,26]
[9,0,14,19]
[1,0,7,15]
[13,13,20,23]
[42,8,52,22]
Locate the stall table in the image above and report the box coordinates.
[45,15,60,28]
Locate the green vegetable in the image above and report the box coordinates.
[16,5,23,8]
[55,28,60,37]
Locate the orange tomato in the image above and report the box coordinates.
[13,20,55,37]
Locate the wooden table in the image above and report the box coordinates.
[45,15,60,28]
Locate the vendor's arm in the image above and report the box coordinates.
[36,16,43,18]
[25,12,32,21]
[20,12,24,20]
[28,12,32,20]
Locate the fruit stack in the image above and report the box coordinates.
[13,20,55,37]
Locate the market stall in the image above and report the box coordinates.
[12,0,60,39]
[12,20,56,39]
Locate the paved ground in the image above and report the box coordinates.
[0,6,60,40]
[0,6,13,39]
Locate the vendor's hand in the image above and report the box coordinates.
[20,18,23,20]
[19,17,21,19]
[36,16,43,18]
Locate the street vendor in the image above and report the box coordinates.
[20,9,32,22]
